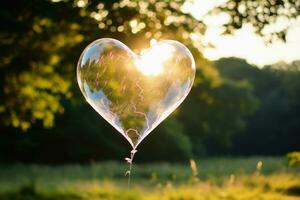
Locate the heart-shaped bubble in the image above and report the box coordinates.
[77,38,195,149]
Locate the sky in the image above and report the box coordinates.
[182,0,300,67]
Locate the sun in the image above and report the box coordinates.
[135,42,175,76]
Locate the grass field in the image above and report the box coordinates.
[0,157,299,200]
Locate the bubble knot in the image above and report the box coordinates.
[125,157,132,164]
[131,149,137,154]
[125,170,131,176]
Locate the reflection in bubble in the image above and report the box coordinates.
[77,38,195,149]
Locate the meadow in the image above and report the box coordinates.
[0,157,299,200]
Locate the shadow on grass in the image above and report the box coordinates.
[0,183,82,200]
[0,182,139,200]
[285,185,300,196]
[0,194,82,200]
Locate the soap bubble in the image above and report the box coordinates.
[77,38,195,149]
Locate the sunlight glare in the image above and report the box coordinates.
[135,43,175,76]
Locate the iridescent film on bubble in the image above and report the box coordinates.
[77,38,195,149]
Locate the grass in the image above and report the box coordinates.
[0,157,299,200]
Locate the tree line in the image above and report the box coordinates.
[0,0,299,163]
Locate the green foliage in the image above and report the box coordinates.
[0,157,299,200]
[0,0,299,161]
[214,0,300,42]
[1,0,297,130]
[137,117,193,162]
[0,0,211,131]
[0,0,85,130]
[216,58,300,155]
[180,76,259,155]
[0,157,289,185]
[287,152,300,170]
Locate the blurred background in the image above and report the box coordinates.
[0,0,300,199]
[1,0,299,163]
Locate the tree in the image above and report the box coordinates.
[1,0,298,130]
[0,0,214,161]
[213,0,300,42]
[180,78,258,155]
[0,0,213,130]
[216,58,300,155]
[0,0,298,161]
[0,0,86,130]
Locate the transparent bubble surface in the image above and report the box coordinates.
[77,38,195,149]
